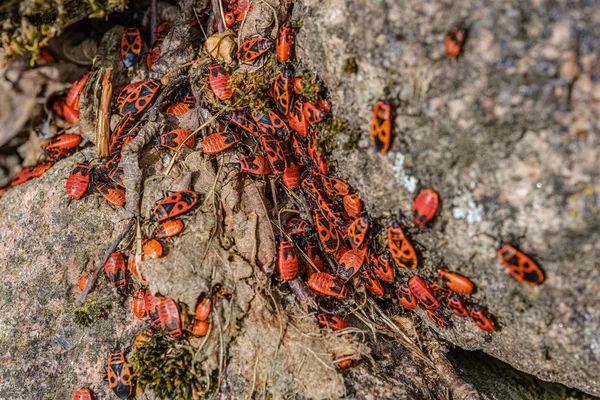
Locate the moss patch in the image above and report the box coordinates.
[229,58,281,112]
[72,299,110,327]
[299,72,323,102]
[317,116,361,152]
[131,330,211,399]
[342,57,358,74]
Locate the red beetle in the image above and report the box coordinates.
[95,182,126,207]
[134,327,154,348]
[427,310,451,329]
[317,314,348,330]
[72,388,92,400]
[293,76,303,94]
[132,288,146,318]
[286,218,312,236]
[121,27,142,67]
[276,21,293,62]
[446,294,469,318]
[313,208,339,253]
[66,162,91,200]
[337,357,352,369]
[222,108,261,136]
[252,109,291,142]
[397,281,417,310]
[63,103,79,125]
[116,82,144,108]
[195,296,212,322]
[209,63,233,100]
[279,237,299,281]
[155,219,184,239]
[151,190,198,222]
[282,149,300,189]
[348,217,369,249]
[107,347,134,398]
[202,131,241,154]
[469,305,495,332]
[158,298,182,337]
[108,167,125,189]
[408,276,440,310]
[290,133,311,165]
[272,69,294,115]
[234,154,272,176]
[166,102,194,116]
[342,194,363,217]
[9,162,53,187]
[42,133,82,152]
[320,175,350,199]
[300,171,321,199]
[445,28,466,58]
[437,267,474,294]
[142,239,163,259]
[308,131,328,174]
[78,270,94,292]
[104,252,126,291]
[109,114,136,158]
[304,239,324,273]
[287,98,308,137]
[336,248,365,283]
[66,72,90,112]
[387,221,417,269]
[259,134,286,175]
[119,79,161,116]
[412,189,439,227]
[303,101,326,125]
[158,129,195,151]
[192,320,210,337]
[373,252,395,284]
[358,264,385,297]
[497,244,545,286]
[370,100,392,153]
[308,272,347,298]
[238,36,275,63]
[233,0,253,19]
[144,291,162,327]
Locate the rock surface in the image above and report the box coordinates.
[1,0,599,398]
[295,0,600,395]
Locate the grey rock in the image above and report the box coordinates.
[295,0,600,395]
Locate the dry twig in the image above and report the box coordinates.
[75,218,135,305]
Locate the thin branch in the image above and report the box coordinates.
[211,0,225,32]
[76,218,135,305]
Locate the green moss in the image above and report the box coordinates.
[299,73,322,103]
[317,116,361,152]
[342,58,358,74]
[229,57,281,112]
[131,330,211,399]
[72,299,110,327]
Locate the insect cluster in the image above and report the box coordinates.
[0,1,547,398]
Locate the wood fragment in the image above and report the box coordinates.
[96,67,112,157]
